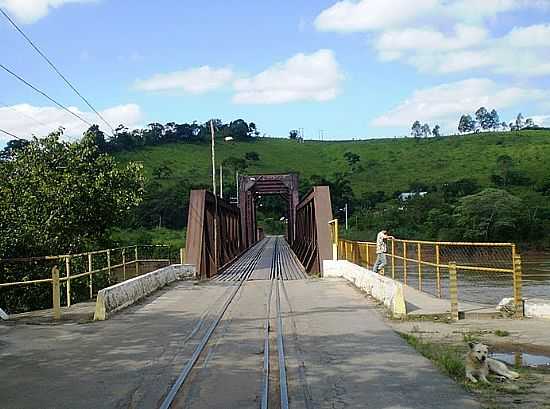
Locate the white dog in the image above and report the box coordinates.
[465,342,520,383]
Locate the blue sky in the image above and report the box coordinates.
[1,0,549,143]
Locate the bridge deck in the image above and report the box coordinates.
[214,236,307,282]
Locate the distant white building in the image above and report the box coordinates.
[399,191,428,201]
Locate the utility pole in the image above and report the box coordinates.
[210,120,218,274]
[345,203,349,230]
[236,171,240,202]
[219,164,223,199]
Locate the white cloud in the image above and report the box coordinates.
[375,24,488,53]
[0,0,94,24]
[372,79,545,129]
[233,49,344,104]
[375,22,550,76]
[503,23,550,48]
[315,0,438,32]
[315,0,549,32]
[531,115,550,127]
[0,103,143,142]
[134,66,235,94]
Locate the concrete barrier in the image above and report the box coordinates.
[524,299,550,319]
[498,297,550,319]
[323,260,406,318]
[94,264,195,321]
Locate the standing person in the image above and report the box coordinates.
[373,229,394,273]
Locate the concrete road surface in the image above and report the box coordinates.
[0,278,479,409]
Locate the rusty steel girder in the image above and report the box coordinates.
[238,173,299,249]
[292,186,333,274]
[185,190,243,279]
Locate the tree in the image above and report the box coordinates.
[289,130,299,140]
[432,124,441,137]
[525,118,535,128]
[222,156,248,174]
[421,123,431,138]
[248,122,260,137]
[455,188,523,241]
[458,114,475,133]
[475,107,490,130]
[0,138,31,161]
[343,151,361,171]
[489,109,500,131]
[500,122,509,131]
[245,151,260,161]
[516,113,524,129]
[0,130,144,258]
[411,121,422,138]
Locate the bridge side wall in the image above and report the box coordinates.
[93,264,195,320]
[323,260,406,317]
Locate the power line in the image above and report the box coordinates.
[0,8,116,134]
[0,127,22,140]
[0,63,93,128]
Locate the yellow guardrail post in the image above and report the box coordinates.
[403,242,408,285]
[513,252,523,318]
[435,244,441,298]
[366,243,370,267]
[391,240,395,279]
[417,243,422,291]
[135,246,139,276]
[52,266,61,320]
[65,256,71,307]
[88,252,93,299]
[449,262,459,321]
[328,219,339,260]
[352,241,359,264]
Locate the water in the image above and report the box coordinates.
[381,252,550,305]
[522,252,550,299]
[490,351,550,368]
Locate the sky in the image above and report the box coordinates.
[1,0,550,143]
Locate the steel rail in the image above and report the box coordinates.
[279,277,314,409]
[261,237,278,409]
[275,237,290,409]
[159,239,268,409]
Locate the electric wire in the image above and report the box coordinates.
[0,8,116,134]
[0,63,93,128]
[0,127,22,140]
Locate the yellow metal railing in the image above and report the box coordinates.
[328,228,522,317]
[0,245,172,318]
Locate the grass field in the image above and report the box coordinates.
[116,130,550,197]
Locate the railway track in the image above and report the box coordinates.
[160,236,302,409]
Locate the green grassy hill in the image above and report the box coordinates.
[113,130,550,248]
[116,130,550,196]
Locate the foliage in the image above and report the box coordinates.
[458,114,475,133]
[455,188,524,241]
[0,130,144,313]
[245,151,260,161]
[411,121,422,138]
[399,333,466,383]
[113,129,550,247]
[0,130,144,258]
[421,123,431,138]
[110,227,185,254]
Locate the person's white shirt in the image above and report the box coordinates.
[376,231,388,254]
